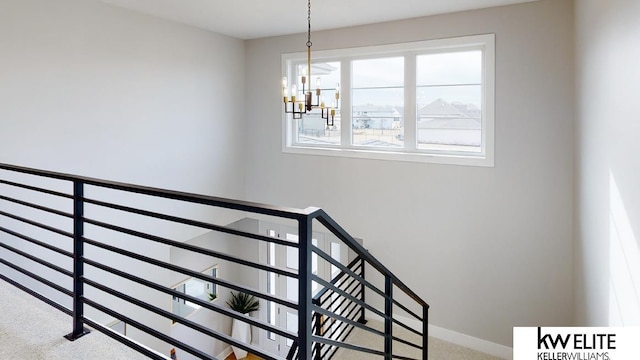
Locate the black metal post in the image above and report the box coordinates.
[313,310,322,360]
[298,216,313,359]
[423,305,429,360]
[65,180,90,341]
[384,275,393,360]
[359,258,366,324]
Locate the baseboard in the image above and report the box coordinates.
[427,322,512,360]
[215,346,232,360]
[365,310,512,359]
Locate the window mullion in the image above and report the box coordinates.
[404,53,417,152]
[340,58,351,147]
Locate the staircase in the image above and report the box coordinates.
[0,163,429,359]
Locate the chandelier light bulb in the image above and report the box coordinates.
[281,0,336,125]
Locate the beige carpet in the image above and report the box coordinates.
[0,279,148,360]
[331,319,504,360]
[1,279,504,359]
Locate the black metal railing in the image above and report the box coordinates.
[0,162,429,359]
[310,256,365,360]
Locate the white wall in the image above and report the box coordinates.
[244,0,574,348]
[0,0,246,356]
[574,0,640,326]
[0,0,246,200]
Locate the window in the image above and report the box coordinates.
[282,34,495,167]
[171,265,218,322]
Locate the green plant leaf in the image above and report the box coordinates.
[226,291,260,314]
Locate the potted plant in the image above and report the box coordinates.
[227,291,259,359]
[227,291,259,314]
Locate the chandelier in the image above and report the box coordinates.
[282,0,340,126]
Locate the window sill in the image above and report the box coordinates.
[282,145,494,167]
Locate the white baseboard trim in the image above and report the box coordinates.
[365,310,512,359]
[215,346,232,360]
[428,323,512,360]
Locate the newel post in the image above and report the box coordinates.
[384,275,393,360]
[423,304,429,360]
[65,180,90,341]
[297,216,313,359]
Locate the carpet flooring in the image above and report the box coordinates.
[331,319,504,360]
[1,279,504,359]
[0,279,148,360]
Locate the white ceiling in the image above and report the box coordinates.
[94,0,539,39]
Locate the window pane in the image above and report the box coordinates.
[352,57,404,88]
[331,242,341,278]
[416,85,482,152]
[352,89,404,147]
[286,244,298,271]
[294,61,341,145]
[417,51,481,86]
[286,276,298,301]
[286,312,298,346]
[352,57,404,148]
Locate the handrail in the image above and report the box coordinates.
[312,209,429,308]
[0,163,312,219]
[0,162,429,359]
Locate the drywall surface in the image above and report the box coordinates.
[0,0,246,205]
[0,0,246,356]
[244,0,574,348]
[574,0,640,326]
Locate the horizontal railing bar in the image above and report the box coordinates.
[0,273,72,316]
[313,305,385,339]
[0,163,312,220]
[0,194,73,219]
[337,276,362,298]
[84,298,216,360]
[0,210,73,238]
[0,258,73,297]
[84,197,300,249]
[0,178,73,200]
[312,245,387,300]
[311,335,386,357]
[320,323,357,360]
[83,237,297,309]
[0,226,73,258]
[313,256,361,303]
[393,298,423,322]
[81,317,166,360]
[318,275,361,307]
[313,210,428,308]
[0,242,72,277]
[327,297,361,326]
[84,282,281,360]
[321,304,360,342]
[312,274,386,321]
[391,316,423,338]
[83,257,297,339]
[389,353,421,360]
[392,334,423,351]
[321,310,360,340]
[83,217,298,279]
[320,281,361,310]
[286,341,298,360]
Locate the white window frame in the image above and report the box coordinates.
[170,264,219,324]
[282,34,495,167]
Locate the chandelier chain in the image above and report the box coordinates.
[306,0,312,47]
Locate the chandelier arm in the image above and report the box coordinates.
[283,0,337,127]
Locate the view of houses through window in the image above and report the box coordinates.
[284,34,494,166]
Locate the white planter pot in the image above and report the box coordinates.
[231,314,251,359]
